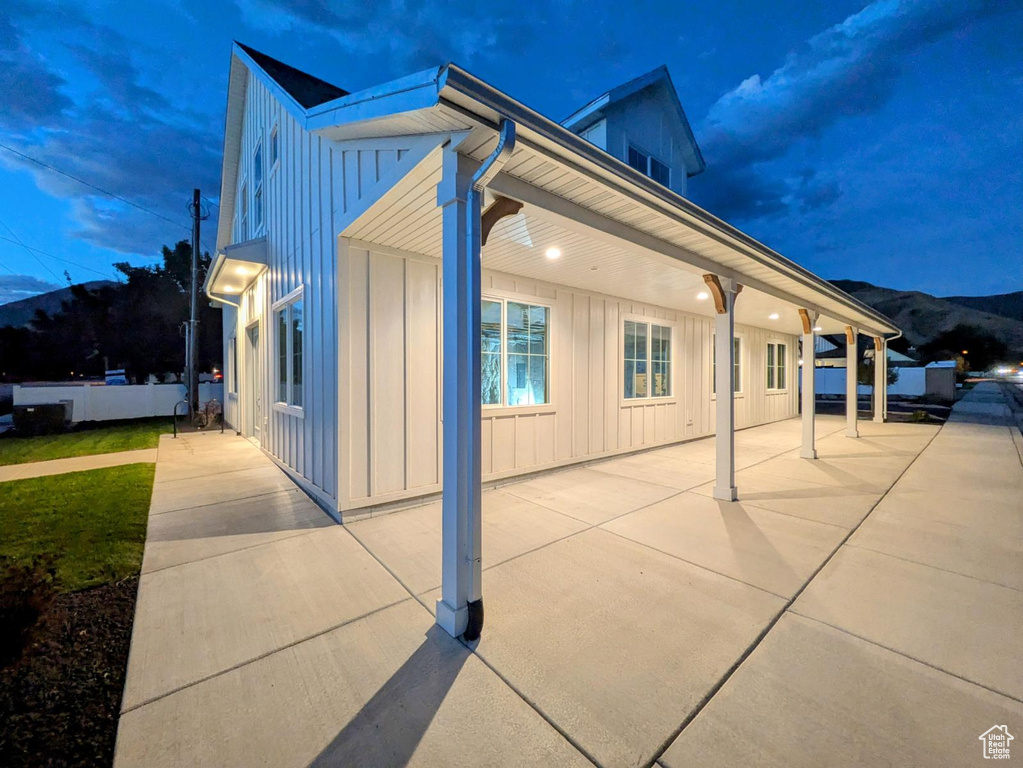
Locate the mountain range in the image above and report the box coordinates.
[830,280,1023,353]
[0,281,118,328]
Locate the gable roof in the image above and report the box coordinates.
[561,66,706,177]
[235,43,348,108]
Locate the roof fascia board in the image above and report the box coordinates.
[437,67,896,334]
[216,54,249,252]
[561,93,611,130]
[305,68,443,131]
[232,44,312,123]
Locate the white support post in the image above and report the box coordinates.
[873,337,887,423]
[800,309,818,460]
[712,277,739,501]
[845,326,859,438]
[435,146,481,639]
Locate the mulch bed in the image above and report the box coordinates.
[0,576,139,767]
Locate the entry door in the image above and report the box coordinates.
[246,323,261,441]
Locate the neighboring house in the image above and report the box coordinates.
[205,44,898,638]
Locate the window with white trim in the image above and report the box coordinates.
[274,291,304,409]
[481,297,550,407]
[767,341,788,391]
[269,124,279,169]
[624,320,672,399]
[228,336,238,395]
[253,140,264,232]
[627,144,671,188]
[712,335,743,394]
[239,180,248,239]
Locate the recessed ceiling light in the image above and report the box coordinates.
[769,312,780,320]
[545,247,561,260]
[224,285,239,293]
[235,266,250,276]
[813,325,822,332]
[696,291,709,300]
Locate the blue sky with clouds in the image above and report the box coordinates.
[0,0,1020,305]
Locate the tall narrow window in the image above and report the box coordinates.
[713,336,743,394]
[480,298,550,407]
[767,342,787,391]
[625,320,672,399]
[269,125,279,168]
[481,299,502,405]
[228,337,238,395]
[274,289,304,409]
[253,140,264,231]
[239,181,248,239]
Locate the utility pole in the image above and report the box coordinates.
[188,188,201,419]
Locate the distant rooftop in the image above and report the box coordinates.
[236,43,349,109]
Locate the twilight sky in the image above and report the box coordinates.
[0,0,1020,305]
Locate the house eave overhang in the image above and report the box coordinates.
[215,52,898,338]
[204,236,268,306]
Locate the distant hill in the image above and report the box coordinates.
[830,280,1023,353]
[941,291,1023,324]
[0,281,118,328]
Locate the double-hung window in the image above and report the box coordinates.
[273,289,304,410]
[712,335,743,394]
[627,144,671,188]
[767,341,788,391]
[624,319,672,399]
[253,140,264,232]
[481,297,550,407]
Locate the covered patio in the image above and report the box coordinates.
[112,391,1023,768]
[335,116,899,640]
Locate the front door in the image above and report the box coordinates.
[246,323,261,441]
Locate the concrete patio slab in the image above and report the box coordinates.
[0,448,157,481]
[141,488,332,574]
[115,600,593,768]
[691,469,879,529]
[498,465,680,525]
[347,489,589,595]
[602,491,848,598]
[122,525,410,710]
[589,450,714,490]
[660,613,1023,768]
[792,545,1023,700]
[427,527,786,768]
[148,464,300,514]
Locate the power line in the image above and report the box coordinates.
[0,141,193,234]
[0,234,115,279]
[0,218,62,282]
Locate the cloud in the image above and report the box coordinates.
[0,274,61,304]
[692,0,1008,222]
[0,2,72,132]
[0,2,221,257]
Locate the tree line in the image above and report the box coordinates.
[0,241,221,384]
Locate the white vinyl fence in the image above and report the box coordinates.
[14,382,224,422]
[814,367,925,397]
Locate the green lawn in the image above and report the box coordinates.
[0,464,155,591]
[0,418,171,466]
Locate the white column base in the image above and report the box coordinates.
[800,447,818,460]
[435,599,468,638]
[713,485,738,502]
[845,428,860,438]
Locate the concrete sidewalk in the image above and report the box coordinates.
[0,448,158,482]
[114,389,1022,767]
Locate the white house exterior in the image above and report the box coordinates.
[205,45,899,639]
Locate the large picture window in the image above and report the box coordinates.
[624,320,672,399]
[274,289,304,410]
[767,341,788,391]
[712,335,743,394]
[481,297,550,407]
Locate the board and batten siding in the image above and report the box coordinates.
[340,240,799,512]
[224,72,418,508]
